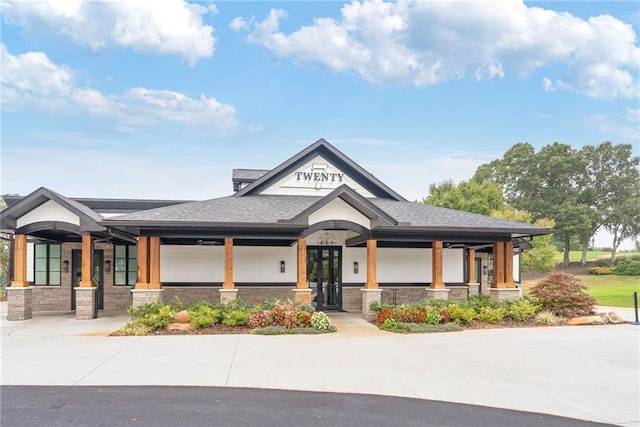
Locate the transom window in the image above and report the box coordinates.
[114,245,137,286]
[34,244,61,285]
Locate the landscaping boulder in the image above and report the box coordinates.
[567,315,605,326]
[166,322,193,332]
[606,312,625,324]
[174,310,190,324]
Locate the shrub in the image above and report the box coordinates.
[311,311,332,331]
[116,321,152,336]
[376,307,394,326]
[424,307,443,325]
[369,300,392,312]
[248,310,272,328]
[505,299,539,321]
[446,304,477,324]
[188,305,221,329]
[594,258,613,267]
[589,266,615,275]
[221,309,250,326]
[614,258,640,276]
[529,272,595,317]
[476,306,507,323]
[461,295,498,311]
[534,310,566,326]
[128,302,175,330]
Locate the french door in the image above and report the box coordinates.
[307,246,342,310]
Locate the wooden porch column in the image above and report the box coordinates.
[467,249,476,284]
[504,241,515,288]
[79,234,93,287]
[11,234,28,287]
[431,240,445,289]
[492,242,506,288]
[296,238,307,289]
[365,239,378,289]
[223,237,234,289]
[149,236,161,289]
[135,236,150,289]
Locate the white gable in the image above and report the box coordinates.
[16,200,80,228]
[308,198,371,229]
[259,155,375,197]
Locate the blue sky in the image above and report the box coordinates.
[1,1,639,248]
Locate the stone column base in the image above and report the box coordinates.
[490,287,522,302]
[219,289,238,304]
[292,288,312,305]
[361,288,383,321]
[426,288,450,301]
[131,289,164,308]
[467,283,480,297]
[7,287,33,321]
[75,287,97,320]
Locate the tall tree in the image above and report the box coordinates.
[475,142,590,265]
[578,142,640,262]
[422,179,505,215]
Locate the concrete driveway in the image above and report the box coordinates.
[1,303,638,426]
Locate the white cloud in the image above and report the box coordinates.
[1,0,215,64]
[238,0,639,98]
[542,77,554,92]
[229,16,249,31]
[626,107,640,122]
[584,112,640,142]
[0,44,238,134]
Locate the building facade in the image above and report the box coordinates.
[2,139,551,320]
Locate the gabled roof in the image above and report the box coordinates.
[0,187,103,231]
[233,138,407,201]
[280,185,399,228]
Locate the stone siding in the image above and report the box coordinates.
[7,288,33,320]
[33,286,70,312]
[104,287,132,310]
[237,287,294,305]
[163,287,221,305]
[447,287,469,302]
[342,288,361,312]
[75,288,96,319]
[381,288,428,305]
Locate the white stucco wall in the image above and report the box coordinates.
[308,198,371,229]
[160,245,224,283]
[443,248,464,283]
[233,246,297,283]
[342,247,367,283]
[259,155,375,197]
[17,200,80,228]
[374,247,464,284]
[513,254,520,283]
[377,248,431,283]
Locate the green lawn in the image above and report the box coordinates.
[553,250,639,263]
[522,275,640,308]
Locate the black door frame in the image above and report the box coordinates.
[307,246,342,311]
[71,249,104,310]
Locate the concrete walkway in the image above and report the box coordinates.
[1,303,638,426]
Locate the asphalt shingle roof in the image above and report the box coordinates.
[107,194,548,233]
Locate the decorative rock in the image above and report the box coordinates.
[165,322,192,332]
[607,312,625,324]
[568,315,605,326]
[174,310,190,324]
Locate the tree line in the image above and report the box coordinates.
[423,141,640,269]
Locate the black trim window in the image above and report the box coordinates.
[34,244,61,285]
[114,245,137,286]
